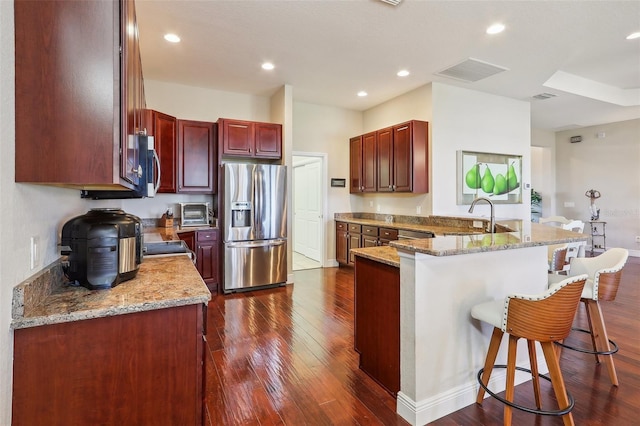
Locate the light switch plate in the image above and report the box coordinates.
[473,221,484,228]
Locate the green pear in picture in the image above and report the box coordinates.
[493,173,508,195]
[507,162,518,191]
[481,166,494,194]
[465,163,481,189]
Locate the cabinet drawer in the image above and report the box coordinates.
[336,222,347,231]
[196,229,217,242]
[348,224,362,233]
[362,225,378,235]
[379,228,398,240]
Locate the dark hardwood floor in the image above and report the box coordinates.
[204,257,640,425]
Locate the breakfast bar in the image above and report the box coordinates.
[352,223,588,425]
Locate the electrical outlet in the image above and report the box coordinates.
[369,201,373,207]
[473,220,484,228]
[564,201,575,208]
[416,206,422,215]
[30,236,39,270]
[635,236,640,243]
[376,204,381,212]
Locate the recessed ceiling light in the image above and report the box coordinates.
[397,70,410,77]
[261,62,275,70]
[163,33,181,43]
[486,23,505,35]
[357,91,368,97]
[627,32,640,40]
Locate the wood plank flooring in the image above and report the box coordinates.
[204,257,640,425]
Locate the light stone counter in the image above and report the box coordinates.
[351,246,400,268]
[390,222,587,256]
[12,255,211,329]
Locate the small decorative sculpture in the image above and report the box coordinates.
[585,189,601,220]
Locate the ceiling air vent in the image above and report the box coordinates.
[532,92,558,100]
[435,58,509,83]
[379,0,403,5]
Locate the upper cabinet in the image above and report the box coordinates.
[218,118,282,159]
[351,120,428,194]
[143,110,177,193]
[177,120,216,194]
[14,0,145,190]
[349,133,377,193]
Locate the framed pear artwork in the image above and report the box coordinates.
[457,150,523,204]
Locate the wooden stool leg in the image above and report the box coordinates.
[477,328,504,404]
[527,340,542,410]
[583,299,600,363]
[540,341,575,426]
[504,334,519,426]
[586,299,619,386]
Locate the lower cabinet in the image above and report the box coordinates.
[12,304,206,425]
[180,229,219,292]
[354,256,400,395]
[336,221,399,266]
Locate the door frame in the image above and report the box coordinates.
[292,151,328,268]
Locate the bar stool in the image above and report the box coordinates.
[472,274,588,426]
[548,248,628,386]
[548,244,568,274]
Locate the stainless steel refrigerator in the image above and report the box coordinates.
[223,163,287,292]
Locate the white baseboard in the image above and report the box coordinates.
[326,259,339,267]
[628,249,640,257]
[287,273,294,284]
[397,362,548,425]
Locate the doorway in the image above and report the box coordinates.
[292,153,326,271]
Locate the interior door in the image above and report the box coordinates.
[293,158,322,262]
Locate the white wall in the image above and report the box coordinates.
[431,82,531,220]
[145,80,271,123]
[531,128,557,217]
[291,101,362,264]
[555,119,640,253]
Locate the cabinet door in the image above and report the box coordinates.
[336,222,349,265]
[361,132,378,192]
[196,230,218,282]
[15,0,133,189]
[376,127,394,192]
[121,0,140,187]
[393,123,413,192]
[221,119,253,156]
[349,136,363,193]
[177,120,215,194]
[362,235,379,248]
[349,233,361,265]
[254,123,282,159]
[154,112,178,193]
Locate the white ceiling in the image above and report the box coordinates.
[136,0,640,131]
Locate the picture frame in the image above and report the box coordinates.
[457,150,522,205]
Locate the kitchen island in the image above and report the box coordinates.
[11,255,211,425]
[352,223,587,425]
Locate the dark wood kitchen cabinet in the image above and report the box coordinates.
[351,120,429,194]
[349,134,377,193]
[354,255,400,396]
[12,304,206,425]
[179,229,219,292]
[14,0,145,190]
[336,222,349,265]
[218,118,282,159]
[143,110,177,193]
[177,120,216,194]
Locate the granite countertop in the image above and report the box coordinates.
[334,213,502,236]
[390,223,588,257]
[11,255,211,330]
[351,246,400,268]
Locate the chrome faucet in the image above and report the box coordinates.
[468,197,495,234]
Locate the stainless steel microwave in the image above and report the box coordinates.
[180,202,210,227]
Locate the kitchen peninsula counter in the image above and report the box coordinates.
[351,222,588,425]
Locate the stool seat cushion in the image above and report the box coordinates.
[471,299,506,329]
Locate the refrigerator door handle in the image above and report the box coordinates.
[225,239,286,249]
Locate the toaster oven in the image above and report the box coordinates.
[180,202,210,227]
